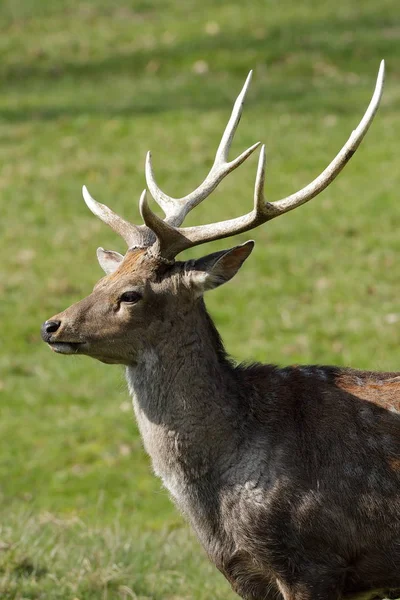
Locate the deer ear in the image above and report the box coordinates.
[187,241,254,295]
[96,247,124,275]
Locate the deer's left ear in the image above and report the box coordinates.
[186,240,254,296]
[97,248,124,275]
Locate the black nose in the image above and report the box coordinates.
[41,320,61,342]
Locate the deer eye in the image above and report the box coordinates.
[119,291,142,304]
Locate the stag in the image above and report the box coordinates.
[41,61,400,600]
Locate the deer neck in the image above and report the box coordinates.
[125,299,239,539]
[126,299,238,466]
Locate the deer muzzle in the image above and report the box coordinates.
[41,319,84,354]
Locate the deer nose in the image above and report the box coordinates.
[41,320,61,342]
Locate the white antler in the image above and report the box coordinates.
[145,71,260,226]
[82,185,155,248]
[141,61,385,259]
[83,62,385,261]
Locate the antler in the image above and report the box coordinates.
[82,185,156,248]
[83,61,385,262]
[146,71,260,227]
[142,60,385,260]
[83,71,261,252]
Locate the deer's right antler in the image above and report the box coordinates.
[145,71,261,227]
[84,61,385,261]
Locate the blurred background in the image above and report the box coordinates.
[0,0,399,598]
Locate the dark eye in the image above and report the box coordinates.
[120,291,142,304]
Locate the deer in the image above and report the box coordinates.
[41,60,400,600]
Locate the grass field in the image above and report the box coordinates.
[0,1,399,598]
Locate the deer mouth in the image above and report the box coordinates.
[48,342,84,354]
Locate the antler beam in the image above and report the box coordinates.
[142,61,385,259]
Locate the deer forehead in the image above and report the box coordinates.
[94,247,182,294]
[110,248,157,280]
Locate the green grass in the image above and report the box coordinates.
[0,0,399,597]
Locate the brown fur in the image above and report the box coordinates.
[107,248,151,280]
[337,372,400,413]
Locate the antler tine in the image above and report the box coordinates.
[270,59,385,214]
[215,70,255,163]
[144,60,384,258]
[82,186,155,248]
[145,71,260,227]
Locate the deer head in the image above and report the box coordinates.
[41,63,385,365]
